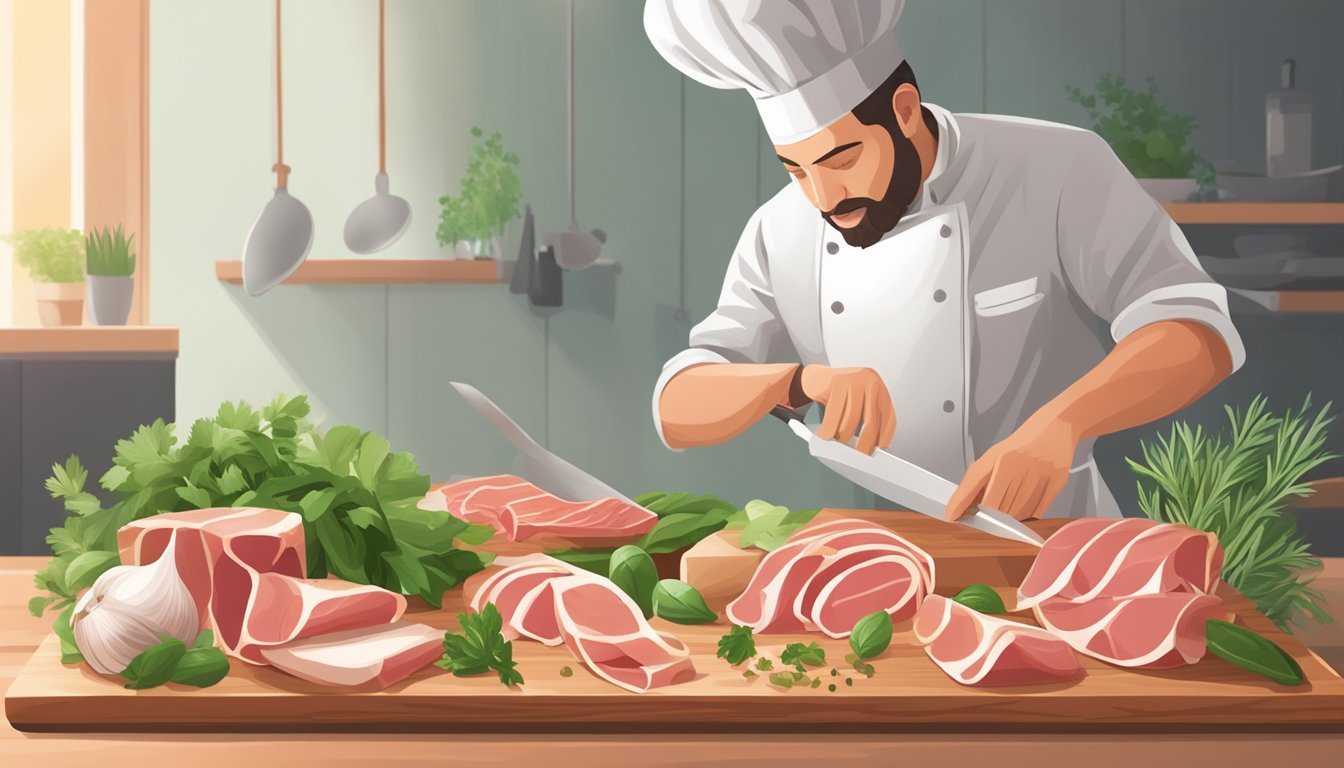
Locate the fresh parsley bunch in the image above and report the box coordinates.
[437,603,524,687]
[32,395,492,622]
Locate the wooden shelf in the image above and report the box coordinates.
[1290,478,1344,510]
[214,259,504,286]
[1227,289,1344,314]
[1164,202,1344,225]
[0,326,179,358]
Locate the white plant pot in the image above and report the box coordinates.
[87,275,135,325]
[1137,177,1199,203]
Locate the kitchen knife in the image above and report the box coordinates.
[770,406,1045,548]
[449,381,637,506]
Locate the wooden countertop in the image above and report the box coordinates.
[214,259,504,286]
[0,327,179,359]
[4,555,1344,766]
[1164,202,1344,225]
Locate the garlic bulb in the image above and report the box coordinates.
[72,532,201,674]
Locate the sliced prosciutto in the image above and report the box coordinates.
[913,595,1082,687]
[1033,592,1225,669]
[1016,517,1227,669]
[224,575,406,663]
[420,475,656,543]
[727,518,933,637]
[550,575,696,693]
[464,555,579,645]
[259,621,442,689]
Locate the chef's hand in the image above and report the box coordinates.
[799,365,896,455]
[945,412,1078,522]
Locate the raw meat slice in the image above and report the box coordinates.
[1017,518,1222,610]
[259,621,443,689]
[913,595,1083,687]
[118,508,306,630]
[550,575,697,693]
[1033,592,1226,669]
[726,519,933,635]
[420,474,536,532]
[464,555,582,645]
[225,575,406,663]
[501,495,657,542]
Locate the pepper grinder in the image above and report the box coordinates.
[1266,58,1312,177]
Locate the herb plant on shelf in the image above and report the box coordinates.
[1065,72,1215,192]
[436,127,522,259]
[1127,396,1336,631]
[2,227,86,326]
[85,224,138,326]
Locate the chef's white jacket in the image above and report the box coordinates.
[652,104,1245,519]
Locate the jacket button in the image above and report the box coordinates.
[943,400,955,413]
[939,224,952,238]
[831,301,844,314]
[826,241,839,255]
[933,289,947,303]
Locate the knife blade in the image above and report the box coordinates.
[449,381,637,505]
[770,406,1044,548]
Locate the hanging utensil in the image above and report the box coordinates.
[344,0,411,254]
[544,0,605,270]
[243,0,314,296]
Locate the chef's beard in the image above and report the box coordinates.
[821,125,924,249]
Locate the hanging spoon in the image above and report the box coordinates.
[344,0,411,254]
[243,0,314,296]
[545,0,604,270]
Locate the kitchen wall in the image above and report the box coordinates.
[150,1,1344,541]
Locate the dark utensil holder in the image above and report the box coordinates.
[529,245,563,307]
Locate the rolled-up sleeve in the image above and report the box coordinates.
[1056,133,1245,371]
[652,206,795,450]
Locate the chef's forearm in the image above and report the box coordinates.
[659,363,802,448]
[1034,320,1234,442]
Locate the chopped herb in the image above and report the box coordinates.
[436,603,524,687]
[810,677,822,688]
[559,666,573,678]
[716,624,756,665]
[845,677,853,687]
[828,683,837,692]
[781,641,826,669]
[743,669,758,680]
[754,657,775,671]
[768,672,798,688]
[830,668,839,677]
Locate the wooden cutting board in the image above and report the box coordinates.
[7,511,1344,733]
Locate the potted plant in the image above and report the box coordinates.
[85,225,137,325]
[2,227,85,326]
[437,127,522,259]
[1066,73,1215,202]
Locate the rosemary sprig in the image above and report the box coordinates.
[1127,395,1337,631]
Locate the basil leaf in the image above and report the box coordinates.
[121,638,187,689]
[768,672,796,688]
[716,625,756,665]
[170,647,230,688]
[608,545,658,618]
[637,509,730,554]
[192,628,215,650]
[652,579,717,624]
[63,551,120,592]
[1206,619,1304,686]
[849,611,893,660]
[952,584,1007,615]
[781,641,826,669]
[545,549,612,576]
[54,605,84,664]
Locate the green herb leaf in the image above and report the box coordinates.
[28,595,57,618]
[637,509,731,554]
[192,629,215,649]
[952,584,1007,615]
[768,672,796,689]
[652,579,718,624]
[170,646,230,688]
[1206,619,1305,686]
[781,641,826,669]
[728,500,819,551]
[559,666,573,678]
[544,549,612,576]
[716,625,756,666]
[63,550,120,592]
[121,637,187,689]
[608,545,658,618]
[849,611,894,659]
[54,605,83,664]
[754,657,775,671]
[742,669,757,680]
[439,603,524,687]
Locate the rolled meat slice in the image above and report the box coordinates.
[1033,592,1227,669]
[913,594,1083,687]
[259,621,443,689]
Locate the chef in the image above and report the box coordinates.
[644,0,1244,521]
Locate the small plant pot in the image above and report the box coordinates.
[34,282,85,327]
[1137,178,1199,203]
[87,275,135,325]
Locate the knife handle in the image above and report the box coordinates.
[770,405,807,423]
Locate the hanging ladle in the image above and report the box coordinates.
[545,0,605,270]
[344,0,411,254]
[243,0,314,296]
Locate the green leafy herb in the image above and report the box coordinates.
[742,669,757,680]
[952,584,1007,615]
[437,603,524,687]
[781,641,826,670]
[85,224,136,277]
[121,636,187,690]
[437,127,522,248]
[1206,619,1305,686]
[810,677,822,689]
[845,653,877,678]
[652,579,718,624]
[609,545,659,618]
[53,605,83,664]
[845,677,853,687]
[754,657,775,672]
[1129,396,1336,630]
[2,227,84,283]
[768,671,807,689]
[32,396,488,639]
[830,668,839,677]
[726,500,820,552]
[828,683,837,692]
[716,625,756,665]
[171,630,230,689]
[849,611,893,659]
[544,549,613,576]
[559,666,573,678]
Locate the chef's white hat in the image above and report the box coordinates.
[644,0,906,145]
